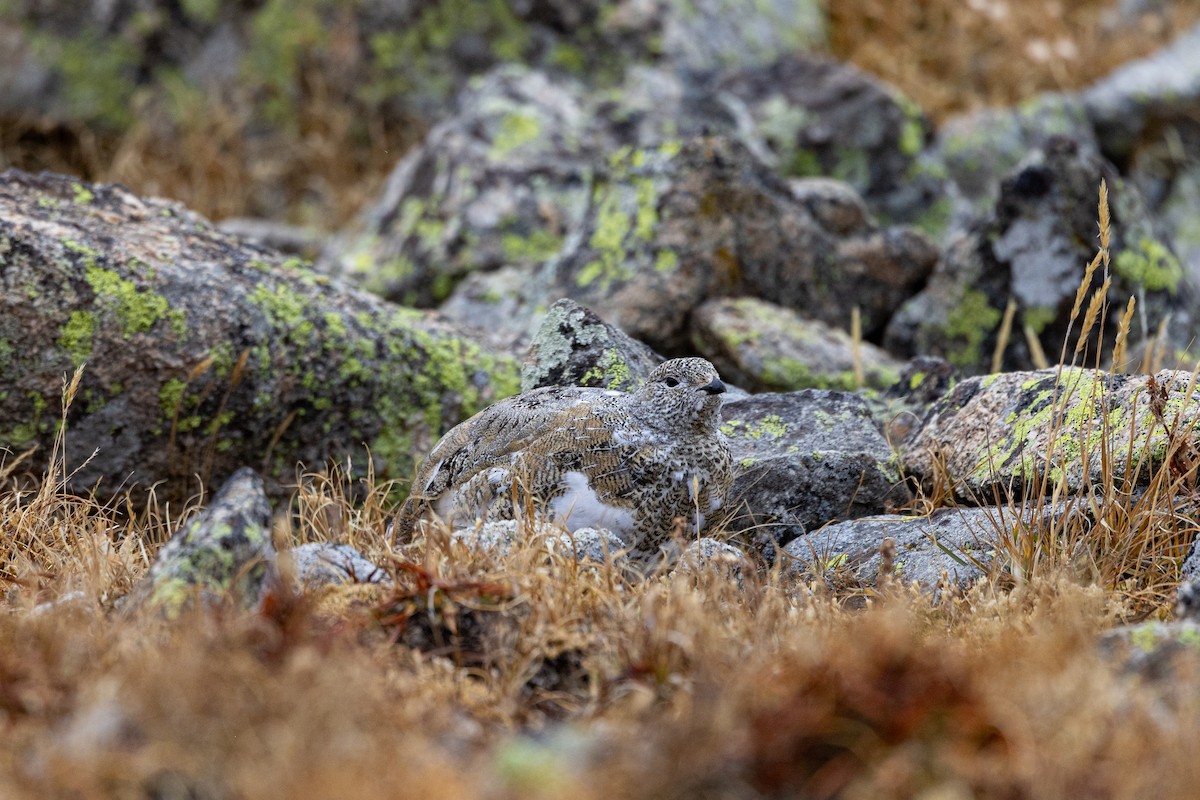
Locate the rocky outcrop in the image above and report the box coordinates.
[783,507,999,591]
[0,169,519,501]
[886,137,1194,374]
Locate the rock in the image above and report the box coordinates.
[872,355,959,443]
[720,391,910,553]
[651,0,826,71]
[886,137,1196,374]
[691,296,905,393]
[902,368,1200,500]
[318,65,600,306]
[672,538,752,581]
[0,169,519,502]
[932,94,1096,233]
[520,299,663,392]
[1083,22,1200,167]
[783,506,1000,591]
[550,136,938,351]
[218,218,323,260]
[282,542,390,590]
[713,55,940,225]
[122,468,273,616]
[1156,164,1200,286]
[1098,620,1200,681]
[450,520,628,565]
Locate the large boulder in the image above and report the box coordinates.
[902,367,1200,500]
[692,296,905,393]
[721,391,910,553]
[551,137,938,352]
[0,169,519,501]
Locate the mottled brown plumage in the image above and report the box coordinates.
[392,358,733,551]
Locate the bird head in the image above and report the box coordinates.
[634,357,727,433]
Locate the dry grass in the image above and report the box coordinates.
[828,0,1200,121]
[3,460,1200,798]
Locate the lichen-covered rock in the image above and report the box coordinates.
[123,468,273,616]
[319,65,600,306]
[1098,620,1200,681]
[885,137,1197,374]
[650,0,826,71]
[283,542,390,590]
[783,507,999,591]
[932,93,1096,233]
[551,136,938,351]
[520,299,663,392]
[691,296,904,393]
[713,55,940,225]
[720,391,910,553]
[902,368,1200,499]
[0,169,519,501]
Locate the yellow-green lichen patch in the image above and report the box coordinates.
[1114,236,1183,294]
[84,262,170,336]
[1022,305,1057,336]
[944,289,1002,369]
[59,311,96,364]
[501,229,563,264]
[721,415,790,440]
[249,282,315,343]
[580,348,636,391]
[158,378,188,419]
[491,111,542,158]
[72,183,95,205]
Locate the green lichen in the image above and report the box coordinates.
[84,263,169,336]
[943,289,1002,370]
[1022,305,1057,336]
[159,378,187,419]
[249,283,315,342]
[72,183,95,205]
[59,311,95,364]
[1114,237,1183,294]
[579,348,635,391]
[492,111,541,158]
[721,415,790,440]
[654,249,679,273]
[501,230,563,264]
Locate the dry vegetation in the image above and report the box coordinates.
[828,0,1200,120]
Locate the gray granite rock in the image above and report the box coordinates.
[520,299,663,392]
[284,542,390,590]
[0,169,520,503]
[886,137,1195,374]
[692,296,905,393]
[720,391,910,553]
[903,368,1200,500]
[123,468,273,616]
[783,508,995,591]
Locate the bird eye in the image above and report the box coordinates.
[663,376,680,387]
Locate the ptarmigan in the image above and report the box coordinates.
[392,357,733,551]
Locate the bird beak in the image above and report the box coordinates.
[700,378,726,395]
